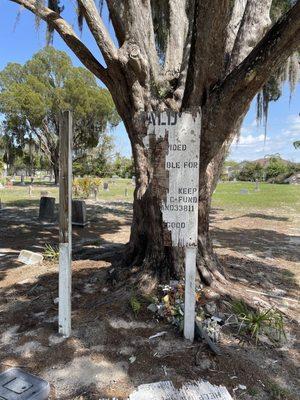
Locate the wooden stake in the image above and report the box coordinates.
[59,110,73,337]
[184,246,197,341]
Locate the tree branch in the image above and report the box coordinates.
[184,0,232,107]
[9,0,110,86]
[226,0,247,56]
[205,0,300,159]
[106,0,126,46]
[77,0,118,64]
[164,0,189,77]
[107,0,160,81]
[229,0,273,71]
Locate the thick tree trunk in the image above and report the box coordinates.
[126,127,174,283]
[51,151,59,185]
[53,163,59,185]
[196,142,230,285]
[49,143,60,185]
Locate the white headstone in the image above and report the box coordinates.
[18,250,43,266]
[130,380,233,400]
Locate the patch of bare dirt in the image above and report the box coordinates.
[0,202,299,399]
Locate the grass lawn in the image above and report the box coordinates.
[1,179,300,214]
[0,178,134,206]
[212,181,300,213]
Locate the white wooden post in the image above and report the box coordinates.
[59,110,72,337]
[184,247,197,341]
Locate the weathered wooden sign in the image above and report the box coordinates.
[145,111,201,247]
[144,110,201,341]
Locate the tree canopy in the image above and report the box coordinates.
[0,46,120,180]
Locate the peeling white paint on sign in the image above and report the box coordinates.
[129,379,233,400]
[145,111,201,247]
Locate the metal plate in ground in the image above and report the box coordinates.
[0,369,50,400]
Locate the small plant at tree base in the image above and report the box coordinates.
[232,300,286,344]
[130,293,142,318]
[43,244,59,261]
[267,381,294,400]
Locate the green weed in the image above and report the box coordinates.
[130,294,142,317]
[232,300,286,344]
[267,381,294,400]
[43,244,59,261]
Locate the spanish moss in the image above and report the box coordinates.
[34,0,64,44]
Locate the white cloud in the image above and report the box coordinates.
[238,134,266,145]
[283,114,300,138]
[287,114,300,126]
[230,113,300,162]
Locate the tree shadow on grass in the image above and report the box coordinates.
[219,253,299,302]
[1,199,41,208]
[0,202,131,281]
[222,212,290,222]
[212,226,300,263]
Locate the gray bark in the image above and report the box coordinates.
[229,0,273,70]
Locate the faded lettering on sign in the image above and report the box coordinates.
[144,111,201,247]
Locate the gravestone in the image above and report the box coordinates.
[240,189,249,194]
[103,182,109,191]
[20,174,25,186]
[0,368,50,400]
[39,196,55,221]
[132,176,136,186]
[93,187,99,200]
[129,380,233,399]
[124,188,128,197]
[18,250,44,266]
[72,200,88,227]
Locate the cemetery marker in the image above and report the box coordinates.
[39,196,55,221]
[59,110,73,338]
[145,111,201,341]
[72,200,88,227]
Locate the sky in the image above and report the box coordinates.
[0,1,299,162]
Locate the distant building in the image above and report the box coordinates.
[221,165,239,181]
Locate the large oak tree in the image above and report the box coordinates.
[0,47,119,183]
[7,0,300,285]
